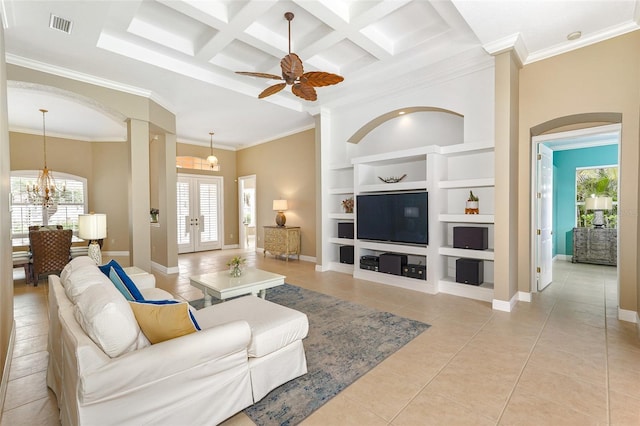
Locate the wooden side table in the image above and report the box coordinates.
[263,226,300,261]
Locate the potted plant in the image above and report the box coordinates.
[465,191,479,214]
[342,197,354,214]
[227,256,246,277]
[150,208,159,223]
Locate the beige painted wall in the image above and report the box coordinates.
[0,25,14,410]
[9,133,131,254]
[176,143,239,247]
[237,129,316,258]
[518,31,640,315]
[493,51,520,303]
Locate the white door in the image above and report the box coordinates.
[537,143,553,290]
[238,175,257,250]
[177,175,223,253]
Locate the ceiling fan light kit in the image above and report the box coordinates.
[236,12,344,101]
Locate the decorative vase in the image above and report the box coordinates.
[465,201,479,214]
[229,264,243,277]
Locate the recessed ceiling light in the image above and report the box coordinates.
[567,31,582,41]
[398,111,406,115]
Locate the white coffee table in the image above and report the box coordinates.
[189,268,285,307]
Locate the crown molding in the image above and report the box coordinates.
[6,54,177,114]
[483,33,528,66]
[525,21,640,65]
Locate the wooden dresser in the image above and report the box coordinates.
[572,227,617,266]
[263,226,301,261]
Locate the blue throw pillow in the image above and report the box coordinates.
[108,267,135,301]
[98,260,145,301]
[133,299,201,331]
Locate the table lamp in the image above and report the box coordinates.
[273,199,288,227]
[585,196,612,228]
[78,213,107,264]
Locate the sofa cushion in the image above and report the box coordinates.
[129,300,200,344]
[74,282,150,357]
[139,287,174,301]
[60,256,98,285]
[64,264,114,302]
[194,296,308,358]
[98,260,144,301]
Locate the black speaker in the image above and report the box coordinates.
[453,226,488,250]
[379,253,408,276]
[338,222,354,239]
[339,246,354,264]
[456,258,484,285]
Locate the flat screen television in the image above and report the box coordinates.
[356,192,428,245]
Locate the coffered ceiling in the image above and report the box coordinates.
[3,0,639,149]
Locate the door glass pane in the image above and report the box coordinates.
[199,182,218,243]
[177,181,191,244]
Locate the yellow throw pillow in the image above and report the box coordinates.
[129,301,198,344]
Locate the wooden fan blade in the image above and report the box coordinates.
[301,72,344,87]
[258,83,287,99]
[281,53,304,82]
[236,71,283,80]
[292,83,317,101]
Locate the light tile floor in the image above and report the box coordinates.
[2,250,640,425]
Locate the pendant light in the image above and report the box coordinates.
[206,131,218,168]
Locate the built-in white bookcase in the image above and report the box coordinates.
[323,142,495,303]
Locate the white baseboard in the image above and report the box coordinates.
[315,264,326,272]
[553,254,571,262]
[518,291,532,302]
[299,255,316,263]
[223,244,239,250]
[618,307,638,324]
[0,323,15,415]
[151,261,179,275]
[103,251,129,257]
[492,293,518,312]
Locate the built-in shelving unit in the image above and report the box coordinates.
[322,141,496,304]
[325,162,355,273]
[436,141,495,302]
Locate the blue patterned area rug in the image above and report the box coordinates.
[236,284,430,426]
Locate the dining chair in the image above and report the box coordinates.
[29,228,72,286]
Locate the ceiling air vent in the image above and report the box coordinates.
[49,14,73,34]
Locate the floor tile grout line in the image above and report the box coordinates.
[494,267,567,424]
[388,310,498,424]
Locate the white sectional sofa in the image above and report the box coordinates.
[47,257,309,425]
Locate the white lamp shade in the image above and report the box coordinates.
[273,199,288,211]
[585,196,613,210]
[78,214,107,239]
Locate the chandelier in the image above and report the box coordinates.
[26,109,66,209]
[206,131,218,168]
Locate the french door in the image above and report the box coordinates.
[177,174,223,253]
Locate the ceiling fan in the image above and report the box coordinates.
[236,12,344,102]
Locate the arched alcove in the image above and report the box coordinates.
[347,107,464,144]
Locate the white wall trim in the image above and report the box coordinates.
[103,251,129,257]
[0,323,15,415]
[299,255,316,263]
[315,264,328,272]
[618,308,638,324]
[222,244,240,250]
[151,261,179,275]
[518,291,532,303]
[492,293,518,312]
